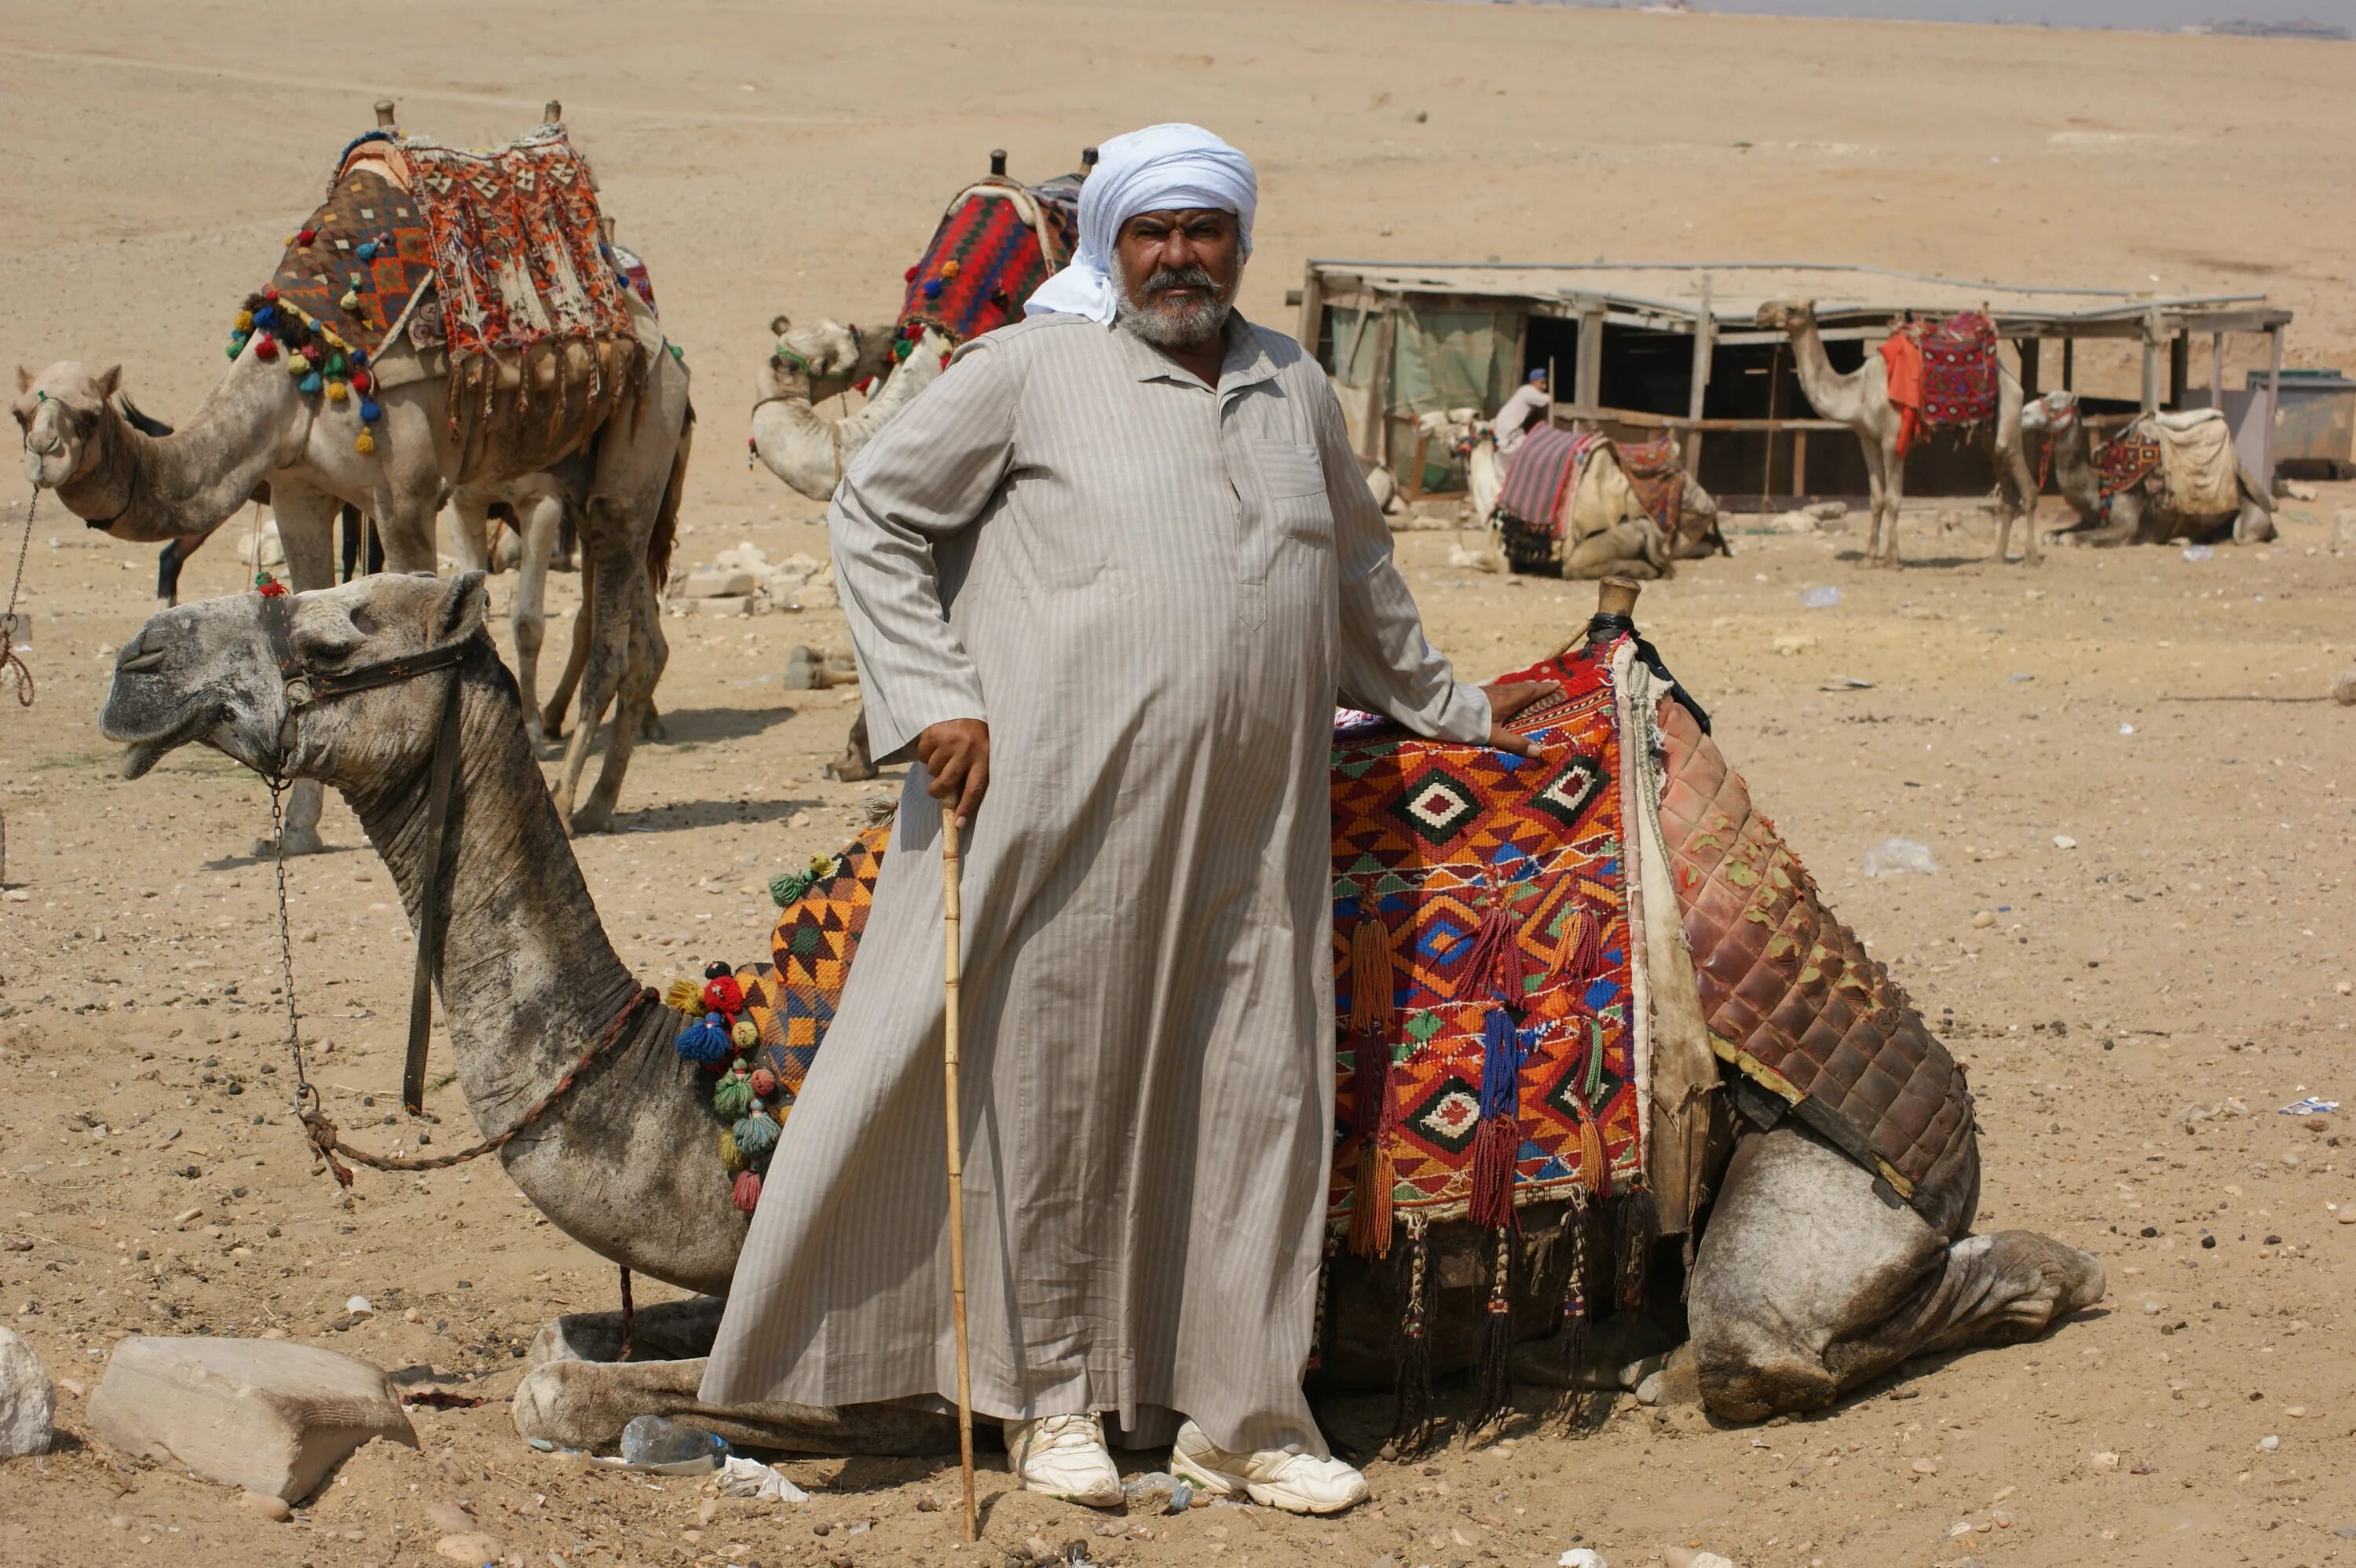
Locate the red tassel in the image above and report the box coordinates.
[1348,903,1397,1036]
[1459,882,1527,1005]
[730,1171,763,1213]
[1348,1134,1395,1259]
[1469,1116,1520,1230]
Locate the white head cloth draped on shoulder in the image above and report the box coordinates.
[1023,123,1257,327]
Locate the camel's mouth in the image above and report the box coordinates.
[100,623,230,779]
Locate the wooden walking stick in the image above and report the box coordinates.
[939,802,979,1542]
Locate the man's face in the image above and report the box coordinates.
[1114,208,1242,351]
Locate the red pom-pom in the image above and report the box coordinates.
[296,228,316,244]
[262,286,280,302]
[730,1171,763,1212]
[749,1069,776,1098]
[351,368,373,394]
[302,342,322,364]
[903,265,919,282]
[253,334,279,362]
[256,578,288,598]
[702,974,745,1015]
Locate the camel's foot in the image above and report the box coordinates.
[1505,1310,1680,1392]
[255,824,325,857]
[514,1299,957,1457]
[823,752,879,784]
[569,798,613,837]
[523,715,550,751]
[638,707,667,744]
[540,701,568,742]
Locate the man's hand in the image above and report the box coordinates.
[1482,680,1560,759]
[916,718,990,828]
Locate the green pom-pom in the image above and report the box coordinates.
[712,1065,754,1120]
[770,869,814,908]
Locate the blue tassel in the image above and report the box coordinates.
[253,305,278,329]
[1477,1007,1523,1119]
[675,1011,732,1065]
[732,1109,780,1157]
[298,371,323,395]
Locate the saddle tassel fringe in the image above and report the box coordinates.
[1615,1187,1658,1314]
[1550,1195,1595,1425]
[1469,1227,1516,1434]
[1389,1215,1436,1455]
[1348,1033,1396,1259]
[1468,1008,1522,1232]
[1548,907,1602,985]
[1348,899,1397,1036]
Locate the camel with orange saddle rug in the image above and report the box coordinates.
[101,570,2103,1460]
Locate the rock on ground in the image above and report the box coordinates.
[0,1326,55,1459]
[86,1336,416,1501]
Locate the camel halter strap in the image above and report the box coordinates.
[250,591,657,1185]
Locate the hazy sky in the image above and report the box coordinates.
[1583,0,2355,25]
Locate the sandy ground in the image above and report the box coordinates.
[4,5,2356,1567]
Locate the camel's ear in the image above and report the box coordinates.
[770,313,792,338]
[434,569,488,644]
[95,365,121,400]
[14,367,30,394]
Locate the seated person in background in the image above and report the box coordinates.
[1492,366,1550,456]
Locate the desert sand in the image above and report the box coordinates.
[2,4,2355,1566]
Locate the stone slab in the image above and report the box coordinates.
[676,569,755,599]
[87,1336,415,1500]
[0,1325,54,1459]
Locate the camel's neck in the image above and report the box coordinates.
[752,332,948,503]
[1780,313,1864,428]
[2046,415,2099,510]
[341,662,744,1289]
[57,359,305,543]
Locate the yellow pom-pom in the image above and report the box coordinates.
[718,1128,744,1172]
[325,381,348,404]
[665,978,703,1014]
[288,357,309,378]
[941,259,960,279]
[234,310,254,332]
[354,430,375,456]
[731,1018,759,1051]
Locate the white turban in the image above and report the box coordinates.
[1023,122,1257,327]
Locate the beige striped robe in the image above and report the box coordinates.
[700,310,1491,1455]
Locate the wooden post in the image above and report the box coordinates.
[1363,307,1396,466]
[2260,323,2283,495]
[543,100,562,123]
[374,100,397,127]
[1545,355,1557,428]
[2018,338,2041,400]
[1685,276,1714,475]
[2210,331,2226,403]
[1573,298,1605,415]
[2138,311,2161,415]
[1296,268,1324,356]
[2062,334,2075,392]
[1758,343,1783,513]
[2168,331,2190,410]
[989,148,1008,177]
[1791,429,1808,497]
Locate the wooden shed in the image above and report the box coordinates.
[1292,260,2294,506]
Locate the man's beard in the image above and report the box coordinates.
[1116,265,1238,350]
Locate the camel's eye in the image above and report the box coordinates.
[349,607,381,637]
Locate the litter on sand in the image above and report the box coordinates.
[1821,675,1875,691]
[1799,585,1842,609]
[2280,1098,2340,1116]
[2182,545,2216,562]
[1862,838,1940,877]
[716,1455,810,1502]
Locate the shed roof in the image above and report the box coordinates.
[1303,259,2288,340]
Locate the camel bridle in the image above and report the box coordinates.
[247,591,657,1186]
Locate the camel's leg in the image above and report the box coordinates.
[155,532,204,609]
[572,501,667,834]
[1562,523,1666,581]
[1995,437,2040,566]
[824,708,877,783]
[444,488,494,574]
[1879,445,1906,567]
[263,484,342,857]
[542,558,594,743]
[1687,1127,2103,1422]
[1857,439,1886,565]
[511,490,562,749]
[554,524,634,833]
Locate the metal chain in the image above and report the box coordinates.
[267,783,327,1164]
[2,492,35,709]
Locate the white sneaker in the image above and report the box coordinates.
[1169,1418,1370,1515]
[1004,1413,1124,1508]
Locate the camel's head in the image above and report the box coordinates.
[761,313,873,403]
[102,571,491,790]
[14,361,119,489]
[2018,389,2079,434]
[1754,298,1815,332]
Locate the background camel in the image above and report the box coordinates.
[1431,412,1725,565]
[2019,389,2275,548]
[1754,299,2036,568]
[100,572,2102,1455]
[16,328,690,845]
[749,317,950,503]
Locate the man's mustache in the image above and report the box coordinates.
[1140,265,1222,301]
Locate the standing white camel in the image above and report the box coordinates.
[749,317,951,503]
[1755,300,2036,568]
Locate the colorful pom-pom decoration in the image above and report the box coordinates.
[730,1018,759,1054]
[903,264,919,282]
[732,1109,780,1157]
[940,259,960,279]
[253,305,279,330]
[359,399,382,424]
[675,1011,734,1065]
[665,978,704,1014]
[262,285,280,302]
[298,371,324,396]
[302,342,323,364]
[253,334,279,362]
[921,280,945,300]
[326,381,349,404]
[354,430,376,456]
[718,1127,744,1171]
[255,572,287,598]
[357,240,378,261]
[730,1171,763,1212]
[703,974,745,1015]
[712,1063,755,1120]
[296,228,316,245]
[339,290,362,313]
[352,368,374,395]
[234,309,255,332]
[749,1068,777,1099]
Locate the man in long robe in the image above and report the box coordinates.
[702,123,1546,1515]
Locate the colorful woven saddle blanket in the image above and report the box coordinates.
[2094,429,2164,500]
[253,155,439,364]
[1914,310,1999,429]
[892,178,1080,360]
[1494,425,1607,537]
[693,663,1641,1237]
[1615,435,1686,542]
